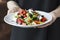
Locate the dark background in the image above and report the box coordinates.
[0,0,11,40]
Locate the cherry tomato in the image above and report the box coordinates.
[22,10,27,15]
[17,18,24,24]
[23,15,27,18]
[21,19,24,23]
[17,18,22,24]
[41,17,47,22]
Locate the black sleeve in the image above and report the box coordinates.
[59,0,60,5]
[59,0,60,4]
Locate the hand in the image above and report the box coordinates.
[7,1,22,15]
[36,12,57,28]
[7,8,23,15]
[7,1,20,10]
[37,6,60,28]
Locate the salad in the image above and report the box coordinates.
[15,9,47,25]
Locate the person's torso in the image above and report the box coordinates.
[14,0,60,12]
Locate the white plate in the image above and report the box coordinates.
[4,11,52,28]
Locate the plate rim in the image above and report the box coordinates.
[4,11,53,28]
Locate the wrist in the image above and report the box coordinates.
[52,12,58,18]
[52,11,60,18]
[49,12,57,20]
[51,6,60,17]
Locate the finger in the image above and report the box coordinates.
[7,9,15,14]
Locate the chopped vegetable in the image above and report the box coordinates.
[41,17,47,22]
[29,13,33,18]
[15,9,47,25]
[34,20,40,24]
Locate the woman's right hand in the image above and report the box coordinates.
[7,8,22,15]
[7,1,22,14]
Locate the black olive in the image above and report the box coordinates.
[41,15,44,17]
[32,17,39,20]
[20,16,24,19]
[29,13,33,18]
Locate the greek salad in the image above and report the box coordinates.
[15,9,47,25]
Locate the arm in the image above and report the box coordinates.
[37,6,60,28]
[51,6,60,18]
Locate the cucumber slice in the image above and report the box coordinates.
[40,22,43,24]
[29,13,33,18]
[15,16,18,18]
[24,17,32,25]
[32,15,39,20]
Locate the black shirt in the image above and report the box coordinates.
[10,0,60,40]
[14,0,60,12]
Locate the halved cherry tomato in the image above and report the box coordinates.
[17,18,24,24]
[21,19,24,23]
[17,18,22,24]
[22,10,27,15]
[18,9,27,16]
[41,17,47,22]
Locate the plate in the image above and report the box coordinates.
[4,10,52,28]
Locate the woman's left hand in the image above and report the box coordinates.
[37,12,57,28]
[37,6,60,28]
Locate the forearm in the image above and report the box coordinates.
[7,1,21,10]
[52,5,60,18]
